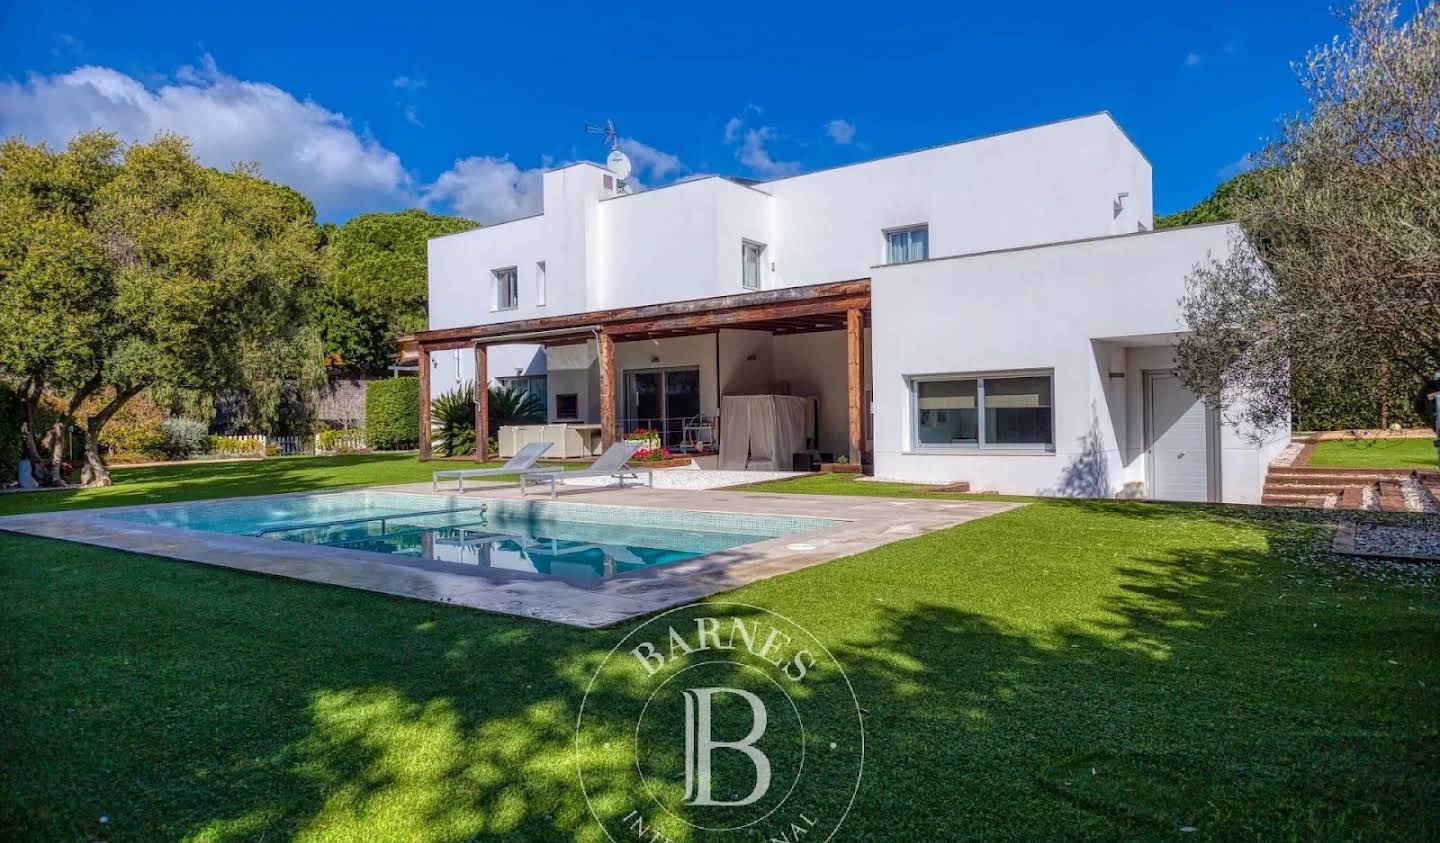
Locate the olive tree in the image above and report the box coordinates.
[1177,0,1440,434]
[0,131,323,485]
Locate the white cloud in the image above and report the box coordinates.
[824,118,856,145]
[1185,52,1203,67]
[1217,153,1256,181]
[0,57,690,224]
[422,156,544,224]
[618,137,685,181]
[0,57,413,217]
[722,116,743,145]
[732,125,800,179]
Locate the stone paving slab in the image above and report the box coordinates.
[0,483,1019,628]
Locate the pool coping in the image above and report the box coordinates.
[0,483,1021,628]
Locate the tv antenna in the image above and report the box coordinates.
[585,117,632,187]
[584,118,620,151]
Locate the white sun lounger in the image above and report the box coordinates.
[519,440,653,498]
[432,442,553,493]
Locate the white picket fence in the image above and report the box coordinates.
[208,432,367,457]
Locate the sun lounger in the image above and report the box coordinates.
[432,442,553,493]
[519,441,652,498]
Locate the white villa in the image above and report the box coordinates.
[417,112,1288,503]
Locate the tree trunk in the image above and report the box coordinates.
[79,382,146,488]
[19,379,58,486]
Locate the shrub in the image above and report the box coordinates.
[366,377,419,450]
[160,417,210,460]
[99,391,167,462]
[317,427,365,454]
[208,435,265,457]
[0,383,21,485]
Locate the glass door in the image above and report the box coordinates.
[624,367,700,448]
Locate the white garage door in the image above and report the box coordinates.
[1145,371,1215,502]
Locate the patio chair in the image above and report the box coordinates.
[432,442,553,493]
[519,440,651,498]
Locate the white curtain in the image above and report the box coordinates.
[720,395,813,471]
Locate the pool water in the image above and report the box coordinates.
[105,492,838,581]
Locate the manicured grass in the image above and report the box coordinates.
[0,453,581,517]
[2,466,1437,840]
[1308,437,1438,470]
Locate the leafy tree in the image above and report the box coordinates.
[1154,169,1270,229]
[0,131,324,485]
[1176,0,1440,436]
[316,210,476,372]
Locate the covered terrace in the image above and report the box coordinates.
[412,279,871,468]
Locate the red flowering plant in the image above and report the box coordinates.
[632,446,675,463]
[624,427,662,451]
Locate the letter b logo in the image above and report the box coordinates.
[681,687,771,807]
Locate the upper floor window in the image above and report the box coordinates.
[885,225,929,264]
[741,240,766,290]
[535,261,547,307]
[493,267,518,311]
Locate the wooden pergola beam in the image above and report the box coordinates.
[474,344,488,462]
[847,308,864,466]
[418,347,432,461]
[598,331,616,450]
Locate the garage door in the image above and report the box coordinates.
[1145,371,1215,502]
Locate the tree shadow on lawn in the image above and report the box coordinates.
[1,502,1435,841]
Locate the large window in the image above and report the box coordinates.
[885,225,928,264]
[741,240,765,290]
[493,267,518,311]
[911,372,1053,449]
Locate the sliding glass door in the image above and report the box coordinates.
[624,367,700,447]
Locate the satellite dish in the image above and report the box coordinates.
[606,148,632,181]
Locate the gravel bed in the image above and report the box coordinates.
[1269,441,1306,467]
[1352,524,1440,560]
[1362,483,1380,511]
[1399,476,1439,514]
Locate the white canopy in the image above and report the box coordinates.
[719,395,815,471]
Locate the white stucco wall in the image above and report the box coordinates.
[870,223,1283,502]
[427,113,1152,331]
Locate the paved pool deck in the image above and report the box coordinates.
[0,481,1020,628]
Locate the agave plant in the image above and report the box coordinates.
[430,384,545,458]
[488,385,544,426]
[431,384,476,457]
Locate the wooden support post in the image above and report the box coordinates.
[846,308,864,467]
[599,330,616,450]
[474,343,488,463]
[418,346,432,462]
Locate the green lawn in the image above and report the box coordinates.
[1,461,1437,840]
[0,453,580,517]
[1308,437,1438,470]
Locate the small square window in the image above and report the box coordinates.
[493,267,518,311]
[885,225,929,264]
[741,240,766,290]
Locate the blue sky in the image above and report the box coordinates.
[0,0,1344,223]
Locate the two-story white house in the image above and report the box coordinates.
[418,112,1289,503]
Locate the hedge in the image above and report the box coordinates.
[365,377,420,450]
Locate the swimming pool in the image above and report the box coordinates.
[104,492,840,581]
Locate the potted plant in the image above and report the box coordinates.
[821,454,862,474]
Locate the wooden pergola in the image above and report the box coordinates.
[412,278,871,465]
